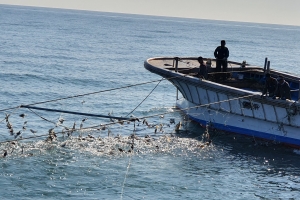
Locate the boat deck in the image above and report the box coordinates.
[147,57,300,101]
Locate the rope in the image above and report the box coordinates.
[120,129,135,200]
[27,108,66,127]
[0,75,184,113]
[135,94,257,121]
[0,79,169,113]
[120,153,133,200]
[125,78,163,117]
[0,106,21,124]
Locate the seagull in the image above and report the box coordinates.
[170,118,175,124]
[48,128,55,134]
[159,124,163,132]
[108,112,115,122]
[15,131,22,139]
[19,113,26,118]
[98,125,106,130]
[6,122,12,129]
[142,119,149,127]
[68,122,76,137]
[5,114,10,122]
[61,142,67,147]
[30,129,37,135]
[175,122,182,130]
[87,134,95,139]
[118,120,124,125]
[50,131,57,138]
[45,135,54,142]
[58,117,65,124]
[9,128,14,135]
[3,150,7,158]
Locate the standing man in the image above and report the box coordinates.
[197,56,207,79]
[214,40,229,82]
[261,73,278,97]
[273,76,291,100]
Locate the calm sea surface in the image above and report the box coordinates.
[1,4,300,200]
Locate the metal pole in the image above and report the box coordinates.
[174,57,179,100]
[263,57,268,73]
[174,57,179,72]
[298,80,300,101]
[21,105,132,121]
[267,61,270,73]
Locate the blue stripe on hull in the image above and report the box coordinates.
[178,105,300,148]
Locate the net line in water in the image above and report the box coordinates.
[0,98,216,158]
[0,89,254,157]
[0,75,258,160]
[0,107,212,150]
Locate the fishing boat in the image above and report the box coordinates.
[144,57,300,148]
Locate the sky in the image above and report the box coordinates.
[0,0,300,26]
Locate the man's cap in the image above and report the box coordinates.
[197,56,203,62]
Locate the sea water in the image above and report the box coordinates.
[1,4,300,199]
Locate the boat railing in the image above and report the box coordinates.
[147,57,300,101]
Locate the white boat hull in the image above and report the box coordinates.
[177,98,300,147]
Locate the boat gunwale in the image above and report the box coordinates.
[144,57,300,109]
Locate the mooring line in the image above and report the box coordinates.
[126,78,163,117]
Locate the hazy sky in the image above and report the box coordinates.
[1,0,300,26]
